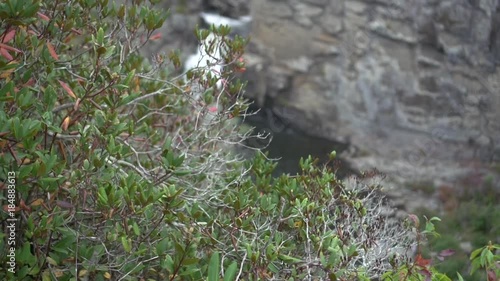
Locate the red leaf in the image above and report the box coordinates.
[150,33,162,41]
[487,270,497,281]
[0,47,13,60]
[438,249,456,257]
[415,254,431,268]
[418,269,432,281]
[19,199,31,212]
[408,214,420,227]
[23,78,35,87]
[71,28,82,35]
[47,42,59,60]
[37,12,50,21]
[3,205,20,212]
[208,106,218,113]
[2,29,16,43]
[58,80,77,99]
[0,42,22,53]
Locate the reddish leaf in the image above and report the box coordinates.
[2,29,16,43]
[47,42,59,60]
[418,269,432,281]
[415,254,431,268]
[37,12,50,21]
[23,78,35,87]
[73,98,81,111]
[208,106,218,113]
[438,249,456,257]
[0,47,13,60]
[19,199,31,212]
[61,116,70,131]
[487,270,497,281]
[150,33,162,40]
[58,80,77,99]
[0,42,22,53]
[56,200,74,209]
[3,205,20,212]
[71,28,82,35]
[408,214,420,227]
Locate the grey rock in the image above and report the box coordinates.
[303,0,329,5]
[368,19,417,44]
[204,0,250,18]
[345,1,366,14]
[284,56,314,73]
[293,3,323,16]
[321,15,344,34]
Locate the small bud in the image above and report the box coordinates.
[329,150,337,160]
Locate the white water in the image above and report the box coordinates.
[183,12,251,103]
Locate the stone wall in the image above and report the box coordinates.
[243,0,500,185]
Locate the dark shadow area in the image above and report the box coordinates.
[242,102,357,178]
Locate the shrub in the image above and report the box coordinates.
[0,0,250,279]
[196,154,417,280]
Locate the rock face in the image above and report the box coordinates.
[243,0,500,187]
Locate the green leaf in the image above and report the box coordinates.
[21,2,40,18]
[156,238,168,255]
[121,236,131,253]
[164,254,174,272]
[0,81,14,101]
[182,258,198,265]
[470,247,483,260]
[132,221,140,236]
[17,242,36,266]
[278,254,302,264]
[223,261,238,281]
[97,27,104,45]
[207,251,220,281]
[470,258,482,275]
[124,69,136,85]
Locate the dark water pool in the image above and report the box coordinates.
[240,106,356,178]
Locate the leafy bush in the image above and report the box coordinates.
[0,0,249,279]
[1,0,489,280]
[186,154,418,280]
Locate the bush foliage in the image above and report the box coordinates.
[1,0,498,280]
